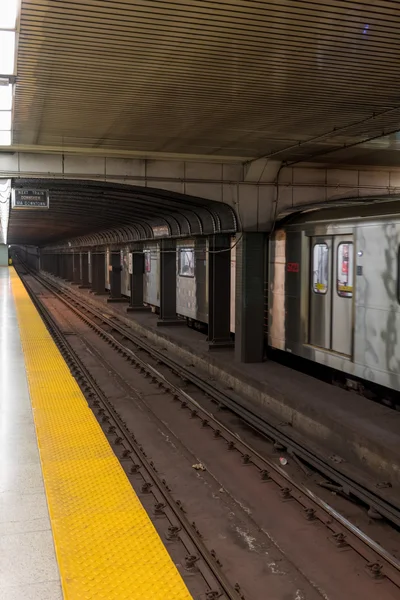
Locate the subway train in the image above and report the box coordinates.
[104,237,237,334]
[269,201,400,396]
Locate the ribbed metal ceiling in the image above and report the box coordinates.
[12,1,400,164]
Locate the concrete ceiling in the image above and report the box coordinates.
[7,0,400,166]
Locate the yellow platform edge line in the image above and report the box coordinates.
[10,268,192,600]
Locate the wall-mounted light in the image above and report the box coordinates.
[0,0,20,147]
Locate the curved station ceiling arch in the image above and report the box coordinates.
[8,179,237,246]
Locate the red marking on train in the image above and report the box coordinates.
[287,262,299,272]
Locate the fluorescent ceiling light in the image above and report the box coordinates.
[0,31,15,74]
[0,110,11,130]
[0,85,12,110]
[0,130,11,145]
[0,0,19,29]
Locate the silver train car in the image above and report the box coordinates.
[141,238,236,332]
[269,201,400,394]
[104,247,131,296]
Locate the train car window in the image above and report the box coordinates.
[144,250,151,273]
[312,243,329,294]
[337,243,353,298]
[178,248,194,277]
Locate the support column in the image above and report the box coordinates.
[127,250,150,312]
[208,234,233,349]
[60,254,67,279]
[158,239,182,326]
[65,254,73,281]
[79,252,90,288]
[108,251,128,303]
[72,253,81,284]
[55,254,61,277]
[91,252,107,295]
[234,233,266,363]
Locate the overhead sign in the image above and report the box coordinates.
[152,225,169,238]
[12,189,49,209]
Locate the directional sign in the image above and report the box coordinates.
[12,189,49,209]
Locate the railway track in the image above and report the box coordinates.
[17,263,400,596]
[18,265,241,600]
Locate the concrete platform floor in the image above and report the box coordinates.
[0,268,62,600]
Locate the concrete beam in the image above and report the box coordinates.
[2,153,400,233]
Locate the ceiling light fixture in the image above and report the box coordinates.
[0,0,19,29]
[0,85,12,110]
[0,131,11,145]
[0,0,19,147]
[0,110,11,130]
[0,31,16,74]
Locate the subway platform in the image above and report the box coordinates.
[46,272,400,498]
[0,267,192,600]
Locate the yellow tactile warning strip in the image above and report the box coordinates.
[10,268,193,600]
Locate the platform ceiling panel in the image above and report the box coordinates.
[12,1,400,163]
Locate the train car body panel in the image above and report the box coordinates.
[105,249,110,291]
[230,239,236,334]
[269,204,400,392]
[176,240,197,320]
[121,247,130,297]
[176,238,208,323]
[143,243,160,307]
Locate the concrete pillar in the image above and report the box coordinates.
[80,252,90,288]
[108,251,128,303]
[208,234,233,349]
[60,254,66,279]
[234,233,266,363]
[72,253,81,284]
[158,239,182,326]
[91,252,107,295]
[55,254,61,277]
[61,254,73,281]
[127,250,150,312]
[67,254,74,281]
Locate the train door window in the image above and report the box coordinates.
[312,243,329,294]
[144,250,151,273]
[178,248,194,277]
[337,242,353,298]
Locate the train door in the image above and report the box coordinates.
[331,237,354,355]
[309,237,332,349]
[309,235,354,356]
